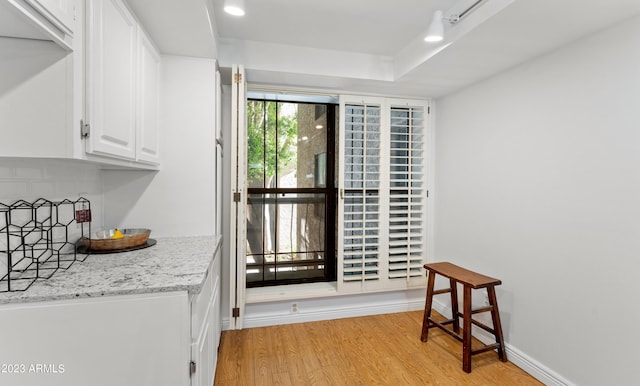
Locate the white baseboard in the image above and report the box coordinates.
[221,297,425,331]
[242,299,426,329]
[431,299,575,386]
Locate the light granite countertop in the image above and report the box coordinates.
[0,235,222,305]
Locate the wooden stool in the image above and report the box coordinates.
[420,262,507,373]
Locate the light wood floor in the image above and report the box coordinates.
[214,310,542,385]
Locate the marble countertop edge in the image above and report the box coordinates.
[0,235,222,305]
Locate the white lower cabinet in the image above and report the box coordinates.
[0,293,190,386]
[0,251,221,386]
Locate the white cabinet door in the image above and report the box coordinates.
[136,26,161,164]
[0,293,190,386]
[190,267,215,386]
[86,0,137,160]
[190,246,221,386]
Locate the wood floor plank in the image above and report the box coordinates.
[250,324,271,385]
[214,310,543,386]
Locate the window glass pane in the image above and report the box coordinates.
[264,102,277,188]
[248,263,325,283]
[246,194,276,256]
[277,103,328,189]
[276,102,298,188]
[247,100,266,189]
[246,192,327,284]
[276,193,325,254]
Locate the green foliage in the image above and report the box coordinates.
[247,101,298,186]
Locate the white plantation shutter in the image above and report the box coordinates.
[388,103,427,287]
[339,96,428,293]
[339,99,385,292]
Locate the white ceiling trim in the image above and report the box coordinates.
[219,38,395,81]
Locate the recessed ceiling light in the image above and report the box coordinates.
[224,0,245,16]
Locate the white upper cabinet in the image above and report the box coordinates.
[86,0,137,160]
[0,0,75,51]
[136,26,161,164]
[85,0,160,166]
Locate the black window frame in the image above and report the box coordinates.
[245,99,337,287]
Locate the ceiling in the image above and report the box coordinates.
[128,0,640,98]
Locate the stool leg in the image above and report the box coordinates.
[487,286,507,362]
[462,285,472,373]
[420,270,436,342]
[449,279,459,334]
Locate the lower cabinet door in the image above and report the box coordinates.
[191,283,217,386]
[0,292,190,386]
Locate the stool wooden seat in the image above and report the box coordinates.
[420,262,507,373]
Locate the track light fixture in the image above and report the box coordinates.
[424,10,445,42]
[424,0,485,42]
[224,0,245,16]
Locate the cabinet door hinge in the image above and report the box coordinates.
[233,73,243,84]
[233,192,241,202]
[80,120,90,139]
[189,361,196,376]
[232,307,240,317]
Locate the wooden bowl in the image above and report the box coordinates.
[81,228,151,251]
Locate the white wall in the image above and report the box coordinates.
[102,55,217,237]
[434,15,640,386]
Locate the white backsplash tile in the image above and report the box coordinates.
[0,181,30,201]
[30,181,57,198]
[0,166,13,178]
[14,166,43,179]
[0,158,103,225]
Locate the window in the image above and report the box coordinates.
[237,93,428,292]
[245,99,338,287]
